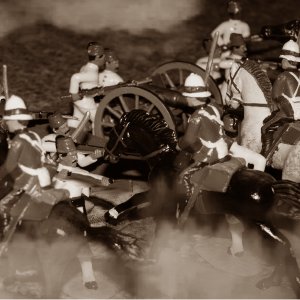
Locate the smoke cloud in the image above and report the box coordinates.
[0,0,203,37]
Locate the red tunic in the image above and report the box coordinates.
[272,69,300,119]
[179,103,230,164]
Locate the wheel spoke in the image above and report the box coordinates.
[106,106,123,119]
[146,103,155,113]
[100,121,115,127]
[135,95,139,109]
[118,95,130,112]
[163,72,175,88]
[179,69,184,86]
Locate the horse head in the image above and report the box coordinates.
[105,109,178,165]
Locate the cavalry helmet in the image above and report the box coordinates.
[48,112,66,130]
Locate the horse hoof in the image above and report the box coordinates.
[104,211,118,226]
[84,281,98,290]
[227,247,244,257]
[256,277,281,290]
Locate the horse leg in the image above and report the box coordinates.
[77,244,98,289]
[255,222,300,297]
[105,191,150,224]
[36,236,85,298]
[225,214,244,256]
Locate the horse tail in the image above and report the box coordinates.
[87,226,144,260]
[272,180,300,219]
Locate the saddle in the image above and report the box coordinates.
[190,156,245,193]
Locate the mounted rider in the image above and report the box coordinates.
[219,33,248,100]
[261,39,300,157]
[176,73,266,205]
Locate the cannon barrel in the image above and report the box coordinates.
[145,85,189,109]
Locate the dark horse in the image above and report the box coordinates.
[0,184,139,298]
[104,109,300,297]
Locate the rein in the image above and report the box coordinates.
[119,145,171,161]
[106,120,172,161]
[243,103,269,107]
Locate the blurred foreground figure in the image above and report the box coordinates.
[0,95,68,298]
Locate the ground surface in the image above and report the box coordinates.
[0,179,299,299]
[1,0,300,298]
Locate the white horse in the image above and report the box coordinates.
[225,60,300,256]
[226,59,273,153]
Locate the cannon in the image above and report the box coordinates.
[93,61,222,139]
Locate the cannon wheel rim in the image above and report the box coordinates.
[94,86,176,138]
[151,61,223,106]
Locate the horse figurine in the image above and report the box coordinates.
[226,58,300,181]
[226,59,273,153]
[104,109,300,297]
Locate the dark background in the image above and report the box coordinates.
[0,0,299,113]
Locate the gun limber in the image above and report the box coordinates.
[61,77,153,101]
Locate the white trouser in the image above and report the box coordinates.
[229,142,266,171]
[67,96,98,132]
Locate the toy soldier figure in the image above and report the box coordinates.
[98,48,124,87]
[211,0,250,50]
[0,95,68,297]
[176,73,266,255]
[53,135,109,198]
[68,42,106,132]
[219,33,247,100]
[261,39,300,157]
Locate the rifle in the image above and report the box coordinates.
[30,111,78,120]
[61,77,153,102]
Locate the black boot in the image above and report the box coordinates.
[261,130,274,157]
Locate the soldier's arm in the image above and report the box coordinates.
[2,138,22,174]
[69,72,99,101]
[178,116,203,153]
[272,73,287,104]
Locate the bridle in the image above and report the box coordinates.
[227,61,269,108]
[105,121,171,162]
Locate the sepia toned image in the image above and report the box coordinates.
[0,0,300,298]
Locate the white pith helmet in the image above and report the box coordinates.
[280,40,300,63]
[3,95,33,120]
[182,73,211,98]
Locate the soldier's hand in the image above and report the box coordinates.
[90,148,105,159]
[56,169,70,179]
[71,93,82,102]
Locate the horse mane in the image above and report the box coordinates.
[241,59,273,107]
[120,109,178,148]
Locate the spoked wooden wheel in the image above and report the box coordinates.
[94,86,175,138]
[151,61,223,106]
